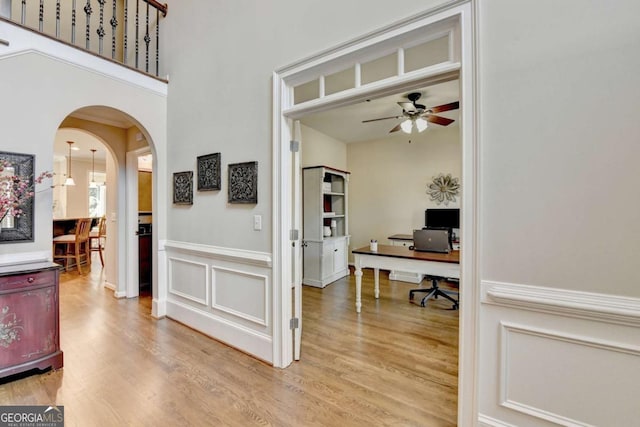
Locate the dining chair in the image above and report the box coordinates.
[89,216,107,267]
[52,218,92,274]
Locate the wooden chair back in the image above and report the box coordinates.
[98,216,107,238]
[75,218,92,244]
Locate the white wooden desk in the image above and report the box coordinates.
[352,245,460,313]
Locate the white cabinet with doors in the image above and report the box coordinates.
[302,166,350,288]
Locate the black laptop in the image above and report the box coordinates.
[412,229,451,253]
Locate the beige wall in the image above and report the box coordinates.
[138,171,153,212]
[58,158,106,219]
[301,124,347,170]
[347,127,461,255]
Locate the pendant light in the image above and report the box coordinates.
[89,149,98,188]
[64,141,75,186]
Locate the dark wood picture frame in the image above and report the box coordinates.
[228,161,258,204]
[197,153,221,191]
[173,171,193,205]
[0,151,35,243]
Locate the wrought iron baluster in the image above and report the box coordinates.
[123,0,128,64]
[144,1,150,73]
[135,0,139,69]
[97,0,105,55]
[38,0,43,32]
[155,7,159,76]
[110,0,118,59]
[56,1,60,38]
[21,0,26,25]
[84,0,92,50]
[72,0,77,44]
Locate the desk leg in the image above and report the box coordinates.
[354,257,363,313]
[374,268,380,299]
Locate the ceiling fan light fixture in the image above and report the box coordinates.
[400,119,413,134]
[415,117,428,132]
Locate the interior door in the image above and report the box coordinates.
[292,120,303,360]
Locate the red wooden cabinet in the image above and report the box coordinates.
[0,262,63,379]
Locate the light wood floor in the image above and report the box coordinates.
[0,258,459,426]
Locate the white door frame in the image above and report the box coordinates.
[125,147,151,298]
[272,1,478,424]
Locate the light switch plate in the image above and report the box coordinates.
[253,215,262,231]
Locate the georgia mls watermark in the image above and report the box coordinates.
[0,406,64,427]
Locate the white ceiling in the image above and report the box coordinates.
[300,79,460,143]
[54,128,109,162]
[54,107,137,161]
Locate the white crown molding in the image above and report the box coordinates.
[482,280,640,326]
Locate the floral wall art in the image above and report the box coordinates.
[427,173,460,206]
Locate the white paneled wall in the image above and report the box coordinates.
[479,282,640,426]
[164,241,273,363]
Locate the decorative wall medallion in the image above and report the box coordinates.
[228,161,258,204]
[427,173,460,206]
[197,153,221,191]
[0,306,22,348]
[173,171,193,205]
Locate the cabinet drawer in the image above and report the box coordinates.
[0,270,56,292]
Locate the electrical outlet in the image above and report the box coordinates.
[253,215,262,231]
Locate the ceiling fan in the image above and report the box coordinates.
[362,92,459,133]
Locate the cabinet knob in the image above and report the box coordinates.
[334,249,338,252]
[27,277,35,283]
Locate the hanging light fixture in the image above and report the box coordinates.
[415,117,429,132]
[89,149,98,188]
[400,117,429,134]
[64,141,76,186]
[400,119,413,134]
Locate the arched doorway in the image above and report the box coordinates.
[54,106,158,308]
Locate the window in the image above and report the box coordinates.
[89,172,106,218]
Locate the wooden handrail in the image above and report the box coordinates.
[143,0,168,17]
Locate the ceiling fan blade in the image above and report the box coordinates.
[362,115,401,123]
[429,101,460,113]
[389,123,402,133]
[425,115,455,126]
[397,101,417,113]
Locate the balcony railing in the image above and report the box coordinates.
[0,0,167,77]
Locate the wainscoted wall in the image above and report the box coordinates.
[163,241,273,363]
[478,281,640,427]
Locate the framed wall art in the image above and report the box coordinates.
[0,151,36,243]
[197,152,221,191]
[228,161,258,204]
[173,171,193,205]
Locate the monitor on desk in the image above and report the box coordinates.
[425,208,459,229]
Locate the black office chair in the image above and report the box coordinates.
[409,276,459,310]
